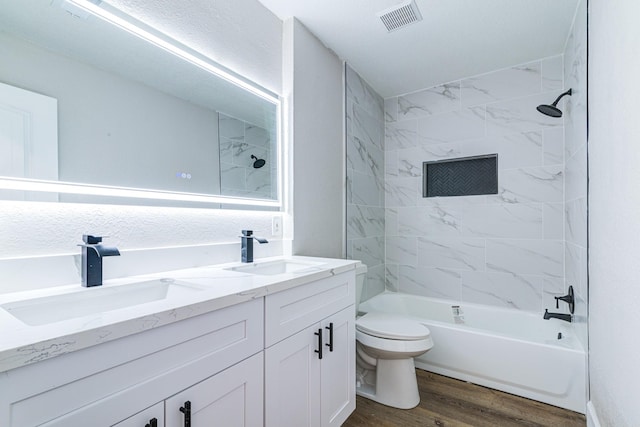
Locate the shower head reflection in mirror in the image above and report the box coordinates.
[251,155,266,169]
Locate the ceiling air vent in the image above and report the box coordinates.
[377,0,423,33]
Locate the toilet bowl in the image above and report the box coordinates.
[354,264,434,409]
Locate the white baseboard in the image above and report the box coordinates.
[587,401,602,427]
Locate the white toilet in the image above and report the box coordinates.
[354,263,434,409]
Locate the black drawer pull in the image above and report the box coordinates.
[325,323,334,352]
[314,328,323,359]
[179,401,191,427]
[145,418,157,427]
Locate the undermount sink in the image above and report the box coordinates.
[226,259,323,276]
[1,279,205,326]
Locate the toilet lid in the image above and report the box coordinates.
[356,312,430,340]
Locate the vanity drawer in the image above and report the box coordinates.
[265,271,355,347]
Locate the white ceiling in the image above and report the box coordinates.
[257,0,580,98]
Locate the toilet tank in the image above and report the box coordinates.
[355,262,368,312]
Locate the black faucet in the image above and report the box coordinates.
[543,309,572,323]
[79,235,120,287]
[241,230,268,263]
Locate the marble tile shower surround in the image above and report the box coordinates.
[383,55,569,313]
[345,65,386,300]
[219,113,276,199]
[563,0,588,350]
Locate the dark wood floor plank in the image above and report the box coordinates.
[343,369,586,427]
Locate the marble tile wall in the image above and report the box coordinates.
[345,65,386,300]
[384,55,568,313]
[219,113,277,199]
[564,0,588,349]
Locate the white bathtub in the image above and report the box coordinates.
[358,292,586,413]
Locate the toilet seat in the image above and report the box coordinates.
[356,312,431,340]
[356,329,433,355]
[355,313,434,356]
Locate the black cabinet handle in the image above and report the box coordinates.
[179,401,191,427]
[145,418,157,427]
[314,328,323,359]
[325,323,334,352]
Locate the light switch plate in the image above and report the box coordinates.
[272,216,282,236]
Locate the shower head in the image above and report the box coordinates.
[536,88,572,118]
[251,154,266,169]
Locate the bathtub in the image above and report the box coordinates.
[358,292,586,413]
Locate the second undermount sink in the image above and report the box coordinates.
[226,259,323,276]
[1,279,205,326]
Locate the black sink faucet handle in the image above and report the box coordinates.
[82,234,103,244]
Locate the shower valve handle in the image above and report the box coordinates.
[554,286,575,313]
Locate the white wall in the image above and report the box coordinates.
[0,0,285,294]
[589,0,640,425]
[0,202,282,293]
[284,18,345,258]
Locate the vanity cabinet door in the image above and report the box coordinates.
[112,402,164,427]
[320,306,355,427]
[265,305,355,427]
[165,352,263,427]
[265,322,322,427]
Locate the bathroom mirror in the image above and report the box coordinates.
[0,0,280,208]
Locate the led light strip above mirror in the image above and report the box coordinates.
[0,177,280,207]
[63,0,279,104]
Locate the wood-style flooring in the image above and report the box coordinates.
[343,369,586,427]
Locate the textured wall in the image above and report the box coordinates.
[345,65,386,300]
[383,57,566,312]
[0,201,283,293]
[589,0,640,425]
[563,0,588,353]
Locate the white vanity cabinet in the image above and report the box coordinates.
[264,272,356,427]
[0,261,359,427]
[0,298,264,427]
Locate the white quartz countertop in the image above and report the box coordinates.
[0,256,359,373]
